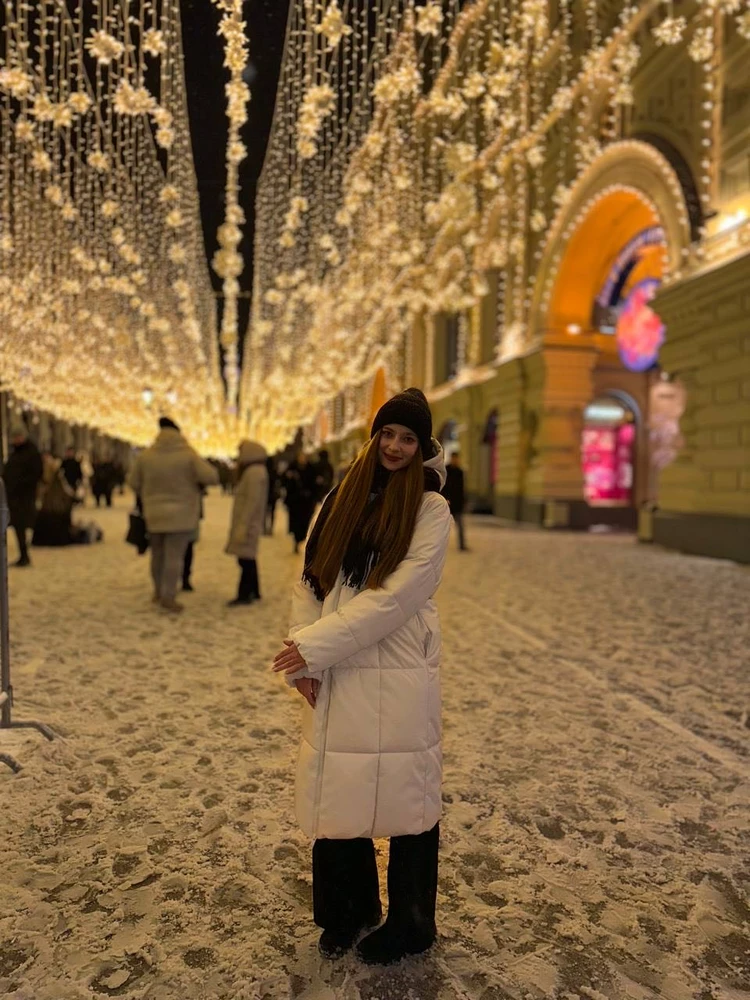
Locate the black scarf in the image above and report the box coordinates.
[302,464,441,601]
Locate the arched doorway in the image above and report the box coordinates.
[524,142,693,529]
[530,140,692,339]
[547,191,669,339]
[581,394,638,510]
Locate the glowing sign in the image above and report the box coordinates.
[615,278,665,372]
[596,227,666,309]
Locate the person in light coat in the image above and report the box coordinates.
[273,388,451,966]
[128,417,218,613]
[226,440,268,606]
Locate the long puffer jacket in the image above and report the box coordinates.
[226,441,268,560]
[288,445,451,840]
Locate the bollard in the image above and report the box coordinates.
[0,477,56,772]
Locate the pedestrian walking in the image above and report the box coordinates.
[441,451,469,551]
[273,388,451,966]
[285,451,317,554]
[128,417,218,613]
[92,456,117,507]
[264,455,280,536]
[2,424,43,567]
[226,440,268,606]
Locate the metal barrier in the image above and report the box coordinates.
[0,478,56,772]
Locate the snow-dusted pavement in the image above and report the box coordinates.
[1,493,749,1000]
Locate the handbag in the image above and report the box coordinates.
[126,510,149,555]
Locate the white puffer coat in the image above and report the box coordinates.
[226,441,268,560]
[288,446,451,840]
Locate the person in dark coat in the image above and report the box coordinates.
[441,452,468,551]
[285,451,317,554]
[61,447,83,495]
[265,456,281,536]
[2,424,43,567]
[91,458,117,507]
[313,449,335,503]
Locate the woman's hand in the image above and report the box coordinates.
[272,639,309,675]
[295,676,320,708]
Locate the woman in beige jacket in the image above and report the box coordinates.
[226,440,268,606]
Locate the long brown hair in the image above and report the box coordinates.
[307,432,425,596]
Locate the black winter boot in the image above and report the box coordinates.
[356,823,439,965]
[318,905,382,959]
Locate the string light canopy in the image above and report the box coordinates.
[209,0,250,416]
[3,2,749,455]
[243,0,750,452]
[0,0,236,453]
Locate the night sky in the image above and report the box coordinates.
[180,0,289,334]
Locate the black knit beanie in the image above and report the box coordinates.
[371,388,433,457]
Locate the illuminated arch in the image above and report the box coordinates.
[529,141,692,338]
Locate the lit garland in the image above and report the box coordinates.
[242,0,750,450]
[210,0,250,414]
[4,2,748,456]
[0,0,232,453]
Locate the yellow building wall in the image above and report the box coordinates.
[654,253,750,523]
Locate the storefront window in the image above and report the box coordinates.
[582,399,636,507]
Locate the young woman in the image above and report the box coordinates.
[273,388,452,965]
[226,440,268,606]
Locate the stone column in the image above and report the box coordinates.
[520,340,598,527]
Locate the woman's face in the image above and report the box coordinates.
[379,424,420,471]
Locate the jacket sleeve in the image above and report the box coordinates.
[289,579,324,636]
[293,493,451,674]
[283,579,324,688]
[194,454,220,488]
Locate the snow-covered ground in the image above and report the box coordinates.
[1,493,748,1000]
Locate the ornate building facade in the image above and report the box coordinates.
[310,6,750,564]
